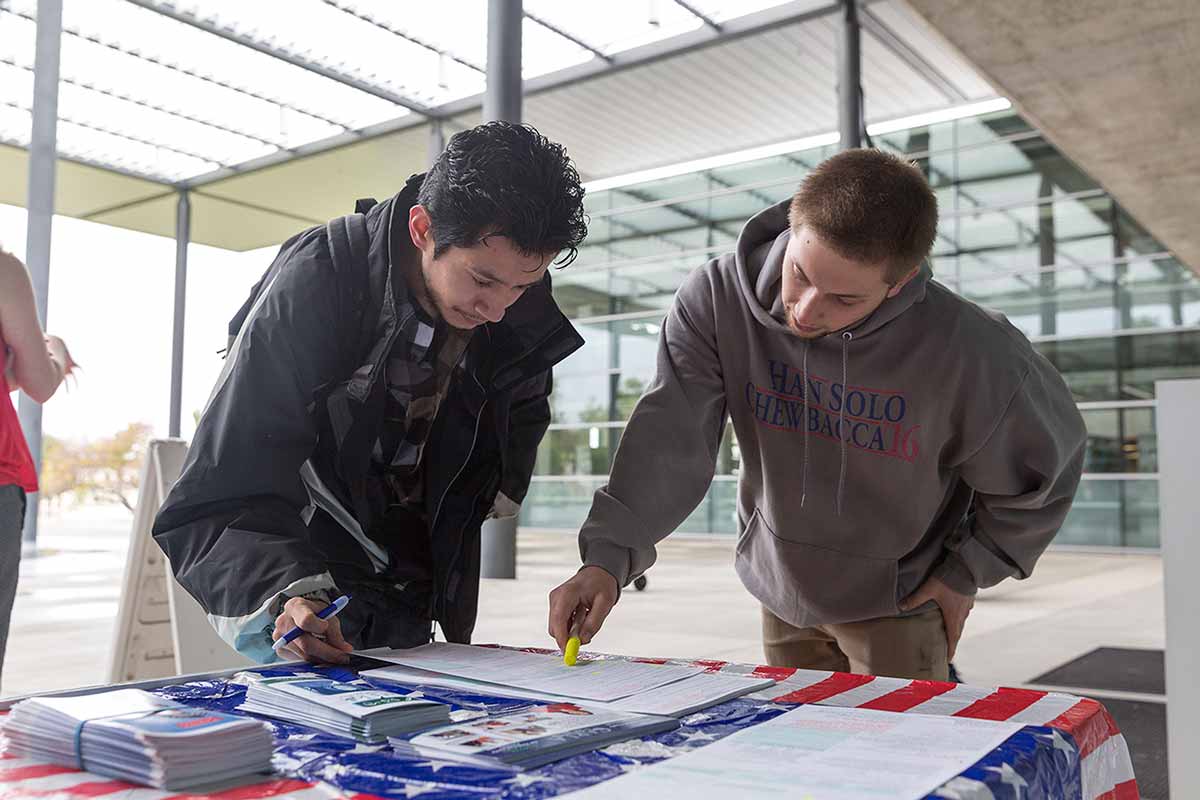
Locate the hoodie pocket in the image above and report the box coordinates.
[735,508,899,628]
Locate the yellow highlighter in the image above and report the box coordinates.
[563,612,583,667]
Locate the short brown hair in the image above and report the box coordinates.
[789,148,938,283]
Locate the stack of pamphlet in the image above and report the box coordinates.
[237,673,449,743]
[2,688,274,791]
[392,703,678,770]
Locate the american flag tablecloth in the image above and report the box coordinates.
[0,649,1138,800]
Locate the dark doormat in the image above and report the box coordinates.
[1032,647,1164,696]
[1095,699,1168,800]
[1032,648,1167,798]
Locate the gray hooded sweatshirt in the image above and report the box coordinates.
[579,200,1087,628]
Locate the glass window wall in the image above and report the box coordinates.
[525,109,1198,548]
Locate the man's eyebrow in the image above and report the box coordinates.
[475,267,542,289]
[791,259,868,299]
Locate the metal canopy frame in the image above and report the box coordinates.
[0,0,981,197]
[319,0,488,76]
[10,0,958,549]
[182,1,852,190]
[121,0,446,119]
[0,0,874,190]
[0,0,992,194]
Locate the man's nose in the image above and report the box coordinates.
[791,289,819,323]
[475,295,506,323]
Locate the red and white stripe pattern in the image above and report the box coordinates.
[512,647,1138,798]
[0,751,394,800]
[0,753,340,800]
[702,661,1138,800]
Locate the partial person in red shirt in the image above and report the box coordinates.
[0,245,76,693]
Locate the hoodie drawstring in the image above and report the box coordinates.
[837,331,853,516]
[800,341,810,508]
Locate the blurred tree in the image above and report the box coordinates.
[78,422,152,512]
[38,434,84,507]
[39,423,153,512]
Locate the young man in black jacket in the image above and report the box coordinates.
[153,122,587,664]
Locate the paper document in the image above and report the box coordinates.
[363,663,773,718]
[566,704,1024,800]
[605,671,773,716]
[362,643,705,702]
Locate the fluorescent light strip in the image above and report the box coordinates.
[583,132,840,193]
[583,97,1013,193]
[865,97,1012,136]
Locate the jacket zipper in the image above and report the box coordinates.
[430,370,487,624]
[430,321,575,630]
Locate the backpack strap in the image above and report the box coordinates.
[325,211,370,278]
[225,202,376,358]
[326,209,389,382]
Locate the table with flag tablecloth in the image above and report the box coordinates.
[0,647,1139,800]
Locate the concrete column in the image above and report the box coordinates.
[483,0,522,124]
[19,0,64,551]
[480,0,523,579]
[168,191,190,438]
[1112,199,1133,330]
[838,0,862,150]
[1157,378,1200,799]
[428,119,446,166]
[480,517,518,581]
[1037,175,1057,338]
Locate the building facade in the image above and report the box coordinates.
[524,108,1200,549]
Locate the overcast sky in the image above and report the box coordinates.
[1,201,277,444]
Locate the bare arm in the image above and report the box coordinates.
[0,248,67,402]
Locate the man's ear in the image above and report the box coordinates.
[408,204,435,254]
[885,264,922,298]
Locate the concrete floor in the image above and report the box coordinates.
[1,502,1165,700]
[476,528,1165,692]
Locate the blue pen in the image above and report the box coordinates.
[273,594,351,652]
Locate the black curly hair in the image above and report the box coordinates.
[418,121,588,267]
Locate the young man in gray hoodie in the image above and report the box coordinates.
[547,148,1087,680]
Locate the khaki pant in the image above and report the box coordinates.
[762,604,950,681]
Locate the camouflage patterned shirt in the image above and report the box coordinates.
[371,306,472,520]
